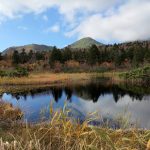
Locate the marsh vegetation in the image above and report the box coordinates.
[0,100,150,150]
[0,41,150,150]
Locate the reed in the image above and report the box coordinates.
[0,104,150,150]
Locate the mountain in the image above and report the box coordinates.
[2,44,53,55]
[68,37,103,49]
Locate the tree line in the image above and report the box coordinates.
[43,43,150,67]
[1,42,150,68]
[12,48,46,64]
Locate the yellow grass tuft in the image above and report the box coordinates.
[0,105,150,150]
[147,139,150,150]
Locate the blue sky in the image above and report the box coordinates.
[0,7,77,51]
[0,0,150,52]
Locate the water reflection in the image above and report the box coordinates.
[1,81,150,128]
[5,82,149,103]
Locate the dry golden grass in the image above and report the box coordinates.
[0,73,150,150]
[0,100,23,121]
[0,71,128,87]
[0,73,95,85]
[0,120,150,150]
[0,104,150,150]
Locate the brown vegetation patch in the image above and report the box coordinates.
[0,99,23,121]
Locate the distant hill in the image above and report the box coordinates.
[2,44,53,55]
[68,37,103,49]
[2,38,150,56]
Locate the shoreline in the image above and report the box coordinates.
[0,71,135,86]
[0,75,150,150]
[0,100,150,150]
[0,72,96,85]
[0,72,150,95]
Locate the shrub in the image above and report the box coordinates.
[119,66,150,82]
[0,70,6,77]
[65,60,80,68]
[53,62,63,73]
[0,67,29,78]
[16,67,29,77]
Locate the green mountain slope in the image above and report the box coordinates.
[2,44,53,55]
[69,37,103,49]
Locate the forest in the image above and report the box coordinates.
[0,41,150,74]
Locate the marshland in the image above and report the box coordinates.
[0,42,150,150]
[0,73,150,149]
[0,0,150,149]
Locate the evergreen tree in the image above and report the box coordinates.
[28,50,34,60]
[114,49,126,66]
[72,51,80,62]
[49,46,62,66]
[120,49,126,63]
[144,48,150,62]
[12,50,20,64]
[62,47,72,62]
[102,47,110,62]
[144,43,150,62]
[0,52,2,61]
[88,45,99,65]
[114,50,122,67]
[72,50,87,63]
[132,48,143,67]
[20,48,28,64]
[126,47,133,62]
[36,52,45,60]
[111,44,119,62]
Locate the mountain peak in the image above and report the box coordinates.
[80,37,95,40]
[69,37,103,49]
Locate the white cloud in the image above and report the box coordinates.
[44,24,60,33]
[0,0,119,22]
[66,0,150,43]
[56,0,120,23]
[0,0,150,42]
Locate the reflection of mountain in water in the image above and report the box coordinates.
[8,81,150,103]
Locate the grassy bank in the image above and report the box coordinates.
[0,72,120,94]
[1,67,148,86]
[0,73,96,85]
[0,101,150,150]
[1,71,149,95]
[0,71,122,86]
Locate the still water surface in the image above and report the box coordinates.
[1,79,150,128]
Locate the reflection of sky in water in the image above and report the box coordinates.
[77,95,150,128]
[1,88,150,128]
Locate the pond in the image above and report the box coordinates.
[1,78,150,129]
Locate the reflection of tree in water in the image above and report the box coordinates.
[64,87,73,102]
[15,95,20,100]
[128,93,143,101]
[9,81,148,103]
[51,87,62,102]
[73,83,100,103]
[65,82,146,103]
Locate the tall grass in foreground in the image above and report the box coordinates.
[0,105,150,150]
